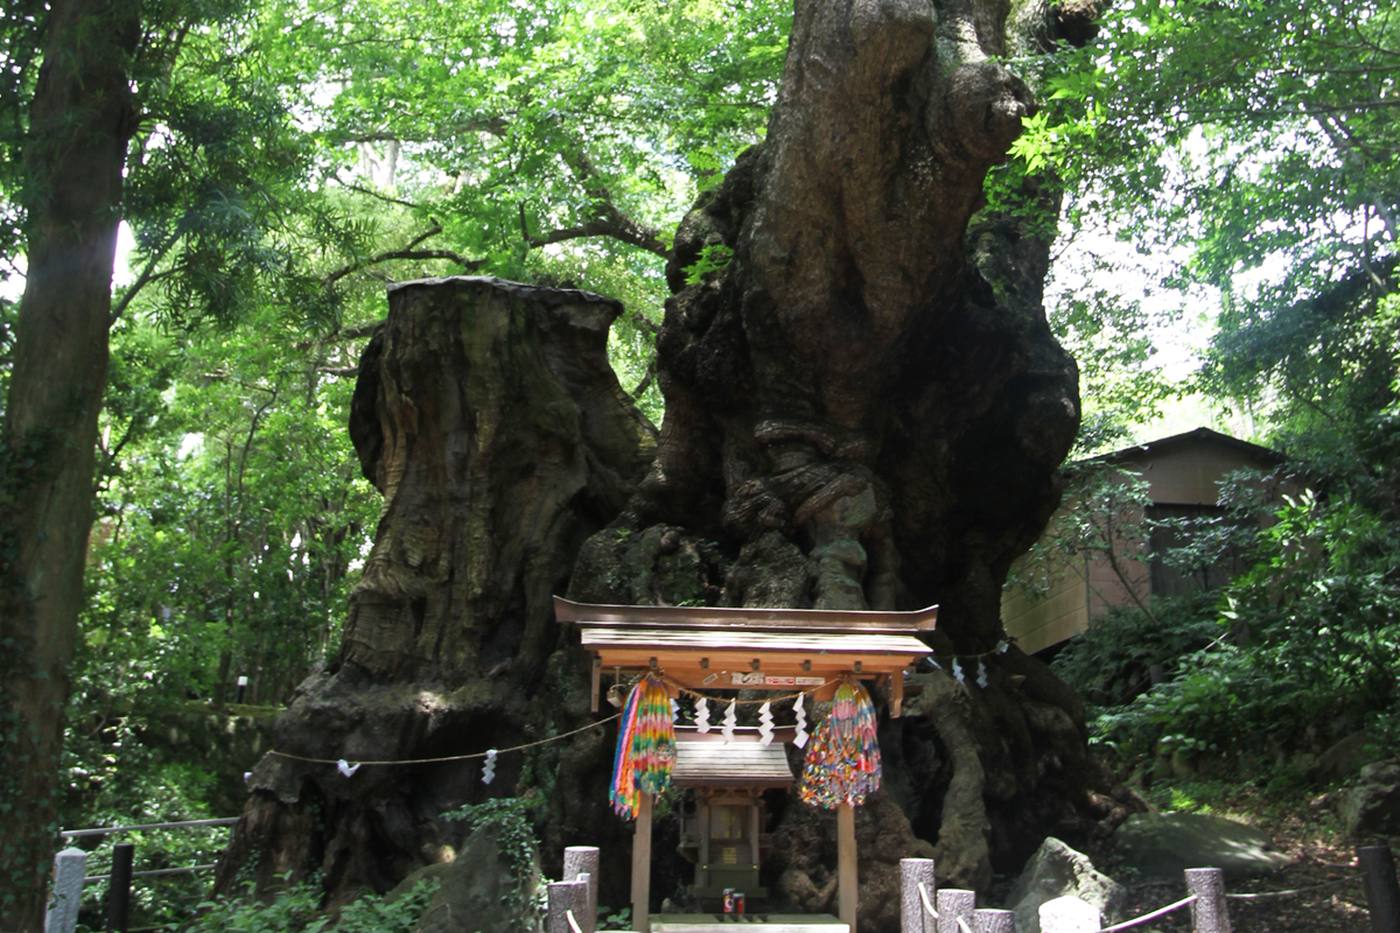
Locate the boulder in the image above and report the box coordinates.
[1337,760,1400,841]
[1311,733,1379,784]
[403,828,542,933]
[1113,812,1291,880]
[1009,837,1126,933]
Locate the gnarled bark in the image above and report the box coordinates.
[574,0,1112,902]
[216,278,654,898]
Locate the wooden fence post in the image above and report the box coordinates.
[548,878,590,933]
[106,842,135,932]
[564,846,600,933]
[1359,845,1400,933]
[44,848,87,933]
[935,888,976,933]
[900,858,936,933]
[1039,895,1099,932]
[973,908,1016,932]
[1184,867,1231,933]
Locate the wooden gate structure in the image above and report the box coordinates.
[554,597,937,932]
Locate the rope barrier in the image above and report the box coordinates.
[83,863,217,885]
[1224,877,1355,900]
[61,817,238,839]
[956,917,974,933]
[566,908,584,933]
[918,881,940,921]
[1095,894,1196,932]
[265,713,621,767]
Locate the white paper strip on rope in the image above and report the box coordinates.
[952,658,965,684]
[671,698,680,723]
[336,759,361,778]
[695,697,711,733]
[976,659,989,688]
[721,698,737,743]
[758,701,774,745]
[481,748,498,784]
[793,692,809,748]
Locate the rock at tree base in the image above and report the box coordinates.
[1338,760,1400,841]
[1009,836,1125,933]
[1113,812,1292,880]
[397,829,542,933]
[767,793,936,932]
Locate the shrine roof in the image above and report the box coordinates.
[553,597,937,634]
[579,627,930,656]
[672,726,796,788]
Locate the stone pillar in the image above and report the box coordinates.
[900,858,936,933]
[564,846,600,933]
[44,848,87,933]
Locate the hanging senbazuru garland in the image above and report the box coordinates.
[609,674,677,820]
[797,680,881,809]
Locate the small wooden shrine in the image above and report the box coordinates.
[674,725,795,906]
[555,597,936,932]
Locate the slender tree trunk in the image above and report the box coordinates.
[0,1,138,927]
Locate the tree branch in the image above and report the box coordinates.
[323,223,485,287]
[331,173,425,210]
[109,230,183,324]
[515,147,670,258]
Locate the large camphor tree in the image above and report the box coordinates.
[221,0,1121,924]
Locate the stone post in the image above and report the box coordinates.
[1039,895,1100,932]
[900,858,936,933]
[1185,867,1231,933]
[548,879,590,933]
[564,846,600,933]
[936,888,976,933]
[44,848,87,933]
[973,908,1016,932]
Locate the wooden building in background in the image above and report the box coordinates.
[1001,427,1283,655]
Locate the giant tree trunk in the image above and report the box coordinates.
[569,0,1114,915]
[216,278,655,898]
[0,1,138,926]
[223,0,1120,923]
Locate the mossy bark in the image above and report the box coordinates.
[216,278,654,900]
[571,0,1118,904]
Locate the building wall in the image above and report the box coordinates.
[1000,434,1279,654]
[1002,550,1089,655]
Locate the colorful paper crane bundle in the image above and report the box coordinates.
[609,675,676,819]
[798,680,881,809]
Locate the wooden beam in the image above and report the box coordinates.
[555,595,938,633]
[891,671,904,718]
[837,804,857,930]
[590,657,601,713]
[632,793,654,933]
